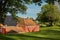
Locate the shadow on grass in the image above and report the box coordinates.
[6,34,60,40]
[1,29,60,40]
[0,34,15,40]
[31,30,60,35]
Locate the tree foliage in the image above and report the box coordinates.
[36,4,60,26]
[0,0,60,24]
[0,0,42,24]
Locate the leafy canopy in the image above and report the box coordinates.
[0,0,60,24]
[36,4,60,26]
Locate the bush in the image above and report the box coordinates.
[40,24,47,27]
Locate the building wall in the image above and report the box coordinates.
[4,16,40,33]
[5,25,39,33]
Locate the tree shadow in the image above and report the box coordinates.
[30,29,60,35]
[0,34,15,40]
[7,34,60,40]
[1,29,60,40]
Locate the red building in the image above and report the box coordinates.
[3,17,40,33]
[16,18,39,32]
[0,24,6,34]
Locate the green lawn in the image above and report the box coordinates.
[0,26,60,40]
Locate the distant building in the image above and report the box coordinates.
[3,16,39,33]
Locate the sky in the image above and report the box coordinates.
[16,2,46,19]
[55,1,60,11]
[7,2,46,19]
[7,1,60,19]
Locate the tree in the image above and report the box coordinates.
[0,0,43,24]
[0,0,60,24]
[36,4,60,26]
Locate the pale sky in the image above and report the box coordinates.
[7,1,60,19]
[16,1,46,19]
[7,1,47,19]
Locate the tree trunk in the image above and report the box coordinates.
[0,12,6,25]
[49,21,53,26]
[0,0,7,25]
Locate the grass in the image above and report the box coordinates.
[0,26,60,40]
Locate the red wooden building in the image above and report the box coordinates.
[1,17,40,34]
[16,18,39,32]
[0,24,6,34]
